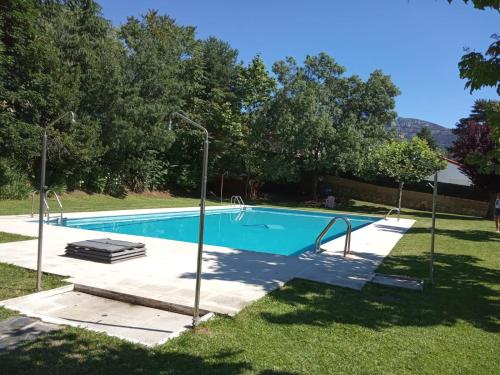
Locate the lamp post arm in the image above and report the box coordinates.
[45,111,76,129]
[172,111,209,138]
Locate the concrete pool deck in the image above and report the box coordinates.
[0,206,414,317]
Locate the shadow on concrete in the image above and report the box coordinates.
[179,250,299,292]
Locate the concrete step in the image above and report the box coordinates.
[0,286,206,346]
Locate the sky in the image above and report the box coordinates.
[97,0,499,128]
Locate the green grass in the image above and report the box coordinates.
[0,192,219,216]
[0,232,66,320]
[0,197,499,374]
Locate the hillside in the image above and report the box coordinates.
[387,117,456,149]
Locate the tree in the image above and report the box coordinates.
[255,54,400,200]
[416,127,439,150]
[236,55,276,198]
[0,0,122,192]
[446,1,500,109]
[459,35,500,95]
[370,137,446,213]
[447,0,500,11]
[112,11,198,193]
[450,100,500,218]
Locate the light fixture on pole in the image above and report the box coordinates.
[36,111,76,291]
[169,111,209,327]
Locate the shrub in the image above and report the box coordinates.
[0,159,32,199]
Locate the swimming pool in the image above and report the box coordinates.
[58,207,380,256]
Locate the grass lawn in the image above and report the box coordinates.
[0,232,66,321]
[0,192,219,216]
[0,196,498,374]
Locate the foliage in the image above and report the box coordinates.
[370,137,446,210]
[459,35,500,95]
[371,137,446,185]
[254,54,400,199]
[450,100,500,216]
[0,1,400,198]
[447,1,499,97]
[447,0,500,11]
[416,126,439,150]
[0,158,32,199]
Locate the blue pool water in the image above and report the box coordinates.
[58,207,380,256]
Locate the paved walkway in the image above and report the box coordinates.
[0,285,194,346]
[0,316,60,352]
[0,206,414,316]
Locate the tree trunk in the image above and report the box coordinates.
[397,181,404,213]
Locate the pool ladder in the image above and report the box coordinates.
[31,190,64,223]
[315,217,352,257]
[384,207,400,221]
[230,195,245,209]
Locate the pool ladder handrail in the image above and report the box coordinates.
[384,208,400,221]
[45,190,64,223]
[31,190,49,219]
[31,190,64,223]
[230,195,245,209]
[315,217,352,257]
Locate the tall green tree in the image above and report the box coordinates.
[236,55,276,198]
[0,0,123,192]
[450,100,500,217]
[112,11,196,192]
[416,127,439,150]
[255,53,400,200]
[167,36,245,191]
[370,137,447,213]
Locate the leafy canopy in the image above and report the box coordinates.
[254,53,400,198]
[370,137,446,185]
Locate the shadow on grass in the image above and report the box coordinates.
[0,329,252,375]
[260,253,500,333]
[406,226,500,243]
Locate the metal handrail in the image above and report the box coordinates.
[315,217,352,257]
[30,191,49,218]
[384,208,400,221]
[45,190,63,223]
[230,195,245,208]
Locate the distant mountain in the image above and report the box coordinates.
[387,117,456,149]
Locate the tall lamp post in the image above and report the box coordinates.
[429,171,438,285]
[36,111,76,291]
[170,111,209,327]
[220,171,228,204]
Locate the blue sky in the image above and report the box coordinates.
[97,0,499,128]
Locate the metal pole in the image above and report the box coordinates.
[171,111,209,327]
[36,129,47,291]
[220,171,228,204]
[429,172,438,285]
[34,111,75,291]
[193,131,209,326]
[397,181,403,221]
[220,172,224,204]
